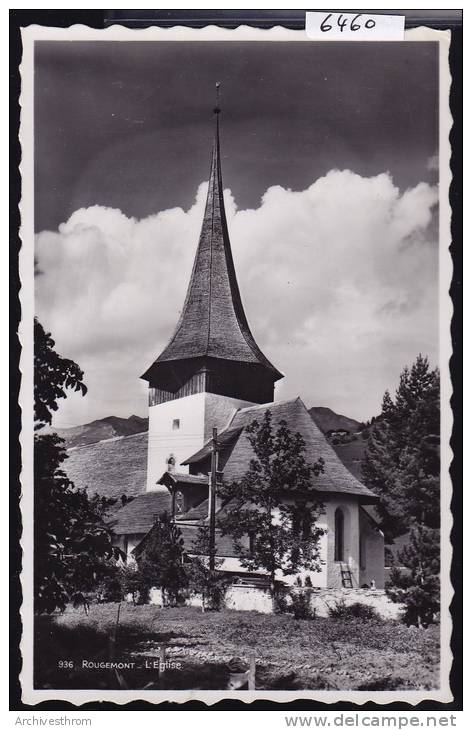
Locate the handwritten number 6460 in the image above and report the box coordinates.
[320,13,377,33]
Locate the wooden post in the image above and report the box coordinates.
[114,602,121,641]
[108,636,115,661]
[108,601,121,664]
[248,655,256,691]
[209,427,218,572]
[158,643,167,686]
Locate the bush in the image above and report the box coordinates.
[95,571,123,603]
[328,598,380,622]
[387,567,439,628]
[273,587,290,614]
[288,589,316,620]
[185,559,230,611]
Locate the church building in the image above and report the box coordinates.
[112,97,385,592]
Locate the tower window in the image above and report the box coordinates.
[166,454,176,473]
[334,508,344,562]
[172,418,180,430]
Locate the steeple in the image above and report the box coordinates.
[142,86,283,405]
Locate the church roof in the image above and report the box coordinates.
[158,472,209,488]
[182,426,242,465]
[141,107,282,384]
[110,490,172,535]
[184,397,378,502]
[133,522,240,559]
[175,500,210,522]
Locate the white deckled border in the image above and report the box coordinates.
[18,23,453,706]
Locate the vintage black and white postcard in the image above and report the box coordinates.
[18,23,453,705]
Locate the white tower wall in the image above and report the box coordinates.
[146,392,255,492]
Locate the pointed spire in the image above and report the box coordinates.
[142,90,283,392]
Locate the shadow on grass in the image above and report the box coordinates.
[34,613,337,691]
[34,613,198,690]
[34,607,440,692]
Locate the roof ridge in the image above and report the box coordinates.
[234,396,302,415]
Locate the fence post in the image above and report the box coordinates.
[158,643,167,685]
[248,655,256,691]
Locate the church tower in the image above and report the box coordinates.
[141,88,283,491]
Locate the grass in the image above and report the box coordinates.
[34,603,440,691]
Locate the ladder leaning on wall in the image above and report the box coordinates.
[340,563,353,588]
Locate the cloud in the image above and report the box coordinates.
[35,170,438,426]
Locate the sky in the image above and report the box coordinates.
[34,40,439,427]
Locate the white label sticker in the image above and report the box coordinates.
[306,12,405,41]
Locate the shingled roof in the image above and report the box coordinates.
[64,432,148,501]
[175,499,210,522]
[182,426,242,465]
[110,490,172,535]
[133,522,240,559]
[185,398,378,502]
[141,109,282,384]
[158,472,209,488]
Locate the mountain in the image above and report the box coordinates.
[56,415,148,448]
[59,407,361,450]
[308,406,362,434]
[308,407,376,481]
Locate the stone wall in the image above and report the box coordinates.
[143,584,402,619]
[223,585,401,619]
[304,587,402,619]
[225,584,273,613]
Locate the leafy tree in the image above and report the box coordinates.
[34,318,120,613]
[94,561,146,605]
[185,525,229,611]
[133,512,187,606]
[386,524,440,627]
[119,563,145,605]
[218,411,325,600]
[34,318,87,430]
[34,433,120,613]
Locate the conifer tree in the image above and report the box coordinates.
[386,523,440,627]
[362,355,440,626]
[362,355,440,540]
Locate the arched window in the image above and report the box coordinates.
[334,508,344,562]
[166,454,176,473]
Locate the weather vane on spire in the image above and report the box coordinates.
[214,81,221,114]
